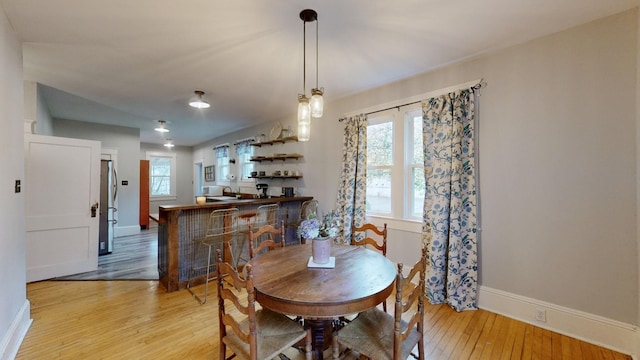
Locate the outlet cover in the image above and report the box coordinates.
[535,308,546,322]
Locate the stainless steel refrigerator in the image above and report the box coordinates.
[99,159,117,255]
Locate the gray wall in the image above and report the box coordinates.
[24,81,54,136]
[53,119,141,230]
[193,10,639,325]
[329,10,636,324]
[0,5,27,357]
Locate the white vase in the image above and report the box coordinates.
[312,237,331,264]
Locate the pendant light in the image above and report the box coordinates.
[310,12,323,119]
[297,9,323,142]
[154,120,169,133]
[163,138,175,148]
[188,90,210,109]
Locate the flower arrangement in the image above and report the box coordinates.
[297,209,341,240]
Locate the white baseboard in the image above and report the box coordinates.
[0,300,32,360]
[478,285,637,358]
[114,225,140,238]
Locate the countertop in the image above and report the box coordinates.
[159,196,314,212]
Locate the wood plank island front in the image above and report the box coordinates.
[157,196,313,292]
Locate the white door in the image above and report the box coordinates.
[24,134,101,282]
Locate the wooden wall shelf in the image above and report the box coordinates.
[250,154,303,162]
[249,175,302,180]
[251,136,299,147]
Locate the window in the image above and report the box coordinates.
[214,144,230,183]
[407,108,424,219]
[366,103,424,220]
[235,138,255,181]
[366,116,393,214]
[146,151,177,199]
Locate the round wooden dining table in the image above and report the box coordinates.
[249,243,396,359]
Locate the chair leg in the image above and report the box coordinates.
[187,244,213,305]
[219,340,226,360]
[305,328,312,360]
[332,330,339,359]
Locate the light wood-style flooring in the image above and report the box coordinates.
[19,229,630,359]
[17,280,631,359]
[56,228,158,280]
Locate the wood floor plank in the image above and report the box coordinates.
[448,306,490,359]
[469,312,498,359]
[509,319,527,359]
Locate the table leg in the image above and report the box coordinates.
[304,319,333,360]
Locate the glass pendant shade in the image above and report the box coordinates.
[297,95,311,141]
[298,95,310,125]
[310,88,323,118]
[298,123,310,142]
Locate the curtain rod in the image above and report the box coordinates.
[339,79,485,122]
[212,143,230,150]
[233,137,255,146]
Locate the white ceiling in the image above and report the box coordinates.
[2,0,637,146]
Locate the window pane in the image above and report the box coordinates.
[411,115,423,164]
[151,157,171,175]
[241,162,254,180]
[366,168,391,214]
[217,157,229,181]
[150,157,171,196]
[411,167,425,218]
[239,152,254,180]
[151,177,170,196]
[367,122,393,166]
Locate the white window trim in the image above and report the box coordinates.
[146,151,177,201]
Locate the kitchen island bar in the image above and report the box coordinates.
[157,196,313,292]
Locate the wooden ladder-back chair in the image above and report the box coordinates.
[332,247,426,360]
[216,249,312,360]
[290,199,318,244]
[351,222,388,311]
[248,220,285,259]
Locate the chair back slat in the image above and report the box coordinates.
[248,220,285,259]
[351,223,387,256]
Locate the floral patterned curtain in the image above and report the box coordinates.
[214,144,229,158]
[335,115,367,244]
[234,138,254,155]
[422,89,478,312]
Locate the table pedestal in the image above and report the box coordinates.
[304,319,333,360]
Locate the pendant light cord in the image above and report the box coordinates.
[315,18,318,88]
[303,20,306,93]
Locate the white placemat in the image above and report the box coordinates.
[307,256,335,268]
